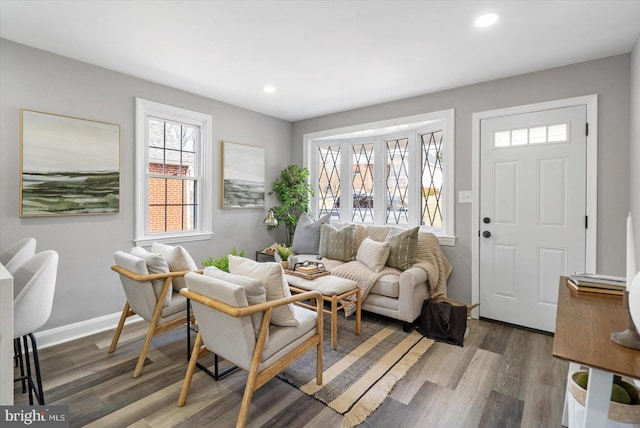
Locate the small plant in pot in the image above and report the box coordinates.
[202,247,245,273]
[276,245,293,269]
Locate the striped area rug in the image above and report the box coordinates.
[277,313,434,427]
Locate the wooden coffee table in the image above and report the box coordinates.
[285,272,361,350]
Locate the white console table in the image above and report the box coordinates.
[0,263,13,405]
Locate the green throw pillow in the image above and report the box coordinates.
[319,223,355,261]
[385,227,419,270]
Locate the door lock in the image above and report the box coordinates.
[483,217,491,224]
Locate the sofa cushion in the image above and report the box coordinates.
[385,227,419,270]
[370,274,400,298]
[130,247,172,307]
[151,242,198,291]
[319,223,356,261]
[228,255,300,327]
[291,212,331,255]
[356,237,390,273]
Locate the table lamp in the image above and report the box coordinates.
[611,213,640,349]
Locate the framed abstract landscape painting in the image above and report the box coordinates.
[20,109,120,217]
[222,141,265,209]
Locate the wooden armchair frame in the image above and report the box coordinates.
[109,265,200,378]
[178,286,324,428]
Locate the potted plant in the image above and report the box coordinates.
[269,165,315,246]
[276,245,293,269]
[202,247,245,272]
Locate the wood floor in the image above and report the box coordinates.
[15,316,569,427]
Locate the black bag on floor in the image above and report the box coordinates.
[416,298,467,347]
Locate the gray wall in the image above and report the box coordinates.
[0,39,292,330]
[632,37,640,269]
[292,54,631,304]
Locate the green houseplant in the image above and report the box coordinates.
[269,165,315,246]
[202,247,245,273]
[276,244,293,261]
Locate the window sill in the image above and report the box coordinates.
[134,232,213,247]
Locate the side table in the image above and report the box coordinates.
[553,276,640,427]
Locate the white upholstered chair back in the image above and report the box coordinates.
[113,251,158,322]
[1,237,37,275]
[184,272,256,370]
[13,250,58,339]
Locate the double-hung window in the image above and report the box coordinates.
[135,98,213,245]
[306,109,455,245]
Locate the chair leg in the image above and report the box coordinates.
[133,320,157,378]
[14,338,26,393]
[178,332,203,407]
[109,302,131,353]
[22,336,35,405]
[237,366,260,428]
[26,333,45,405]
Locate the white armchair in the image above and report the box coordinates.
[110,250,198,377]
[13,250,58,405]
[1,237,36,275]
[177,272,323,428]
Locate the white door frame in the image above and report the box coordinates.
[471,95,598,319]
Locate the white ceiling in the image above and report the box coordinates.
[1,1,640,122]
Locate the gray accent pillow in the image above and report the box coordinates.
[291,212,331,255]
[385,227,419,270]
[319,223,356,261]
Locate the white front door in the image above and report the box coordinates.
[479,105,587,332]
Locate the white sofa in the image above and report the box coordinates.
[292,223,451,327]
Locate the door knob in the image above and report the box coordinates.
[483,217,491,224]
[482,231,491,238]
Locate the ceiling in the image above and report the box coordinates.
[1,1,640,122]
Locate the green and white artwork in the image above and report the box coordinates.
[222,141,265,209]
[20,109,120,216]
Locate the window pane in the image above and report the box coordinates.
[421,131,444,229]
[182,126,196,152]
[317,145,341,219]
[548,123,567,142]
[511,129,528,146]
[494,131,511,147]
[352,144,374,223]
[148,177,196,233]
[529,126,547,144]
[149,119,164,148]
[165,122,182,150]
[386,138,409,225]
[182,152,195,176]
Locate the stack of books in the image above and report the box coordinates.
[567,273,626,296]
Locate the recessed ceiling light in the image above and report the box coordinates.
[475,13,501,28]
[263,85,276,93]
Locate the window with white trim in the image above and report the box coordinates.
[306,110,455,245]
[135,98,213,245]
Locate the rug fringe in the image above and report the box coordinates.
[340,337,433,428]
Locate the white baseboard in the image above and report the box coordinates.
[34,312,143,350]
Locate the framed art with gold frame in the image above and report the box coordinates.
[20,109,120,217]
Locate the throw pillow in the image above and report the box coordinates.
[385,227,419,270]
[356,238,390,273]
[228,254,300,327]
[291,212,331,255]
[130,247,172,307]
[203,266,267,337]
[319,223,356,261]
[151,242,198,291]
